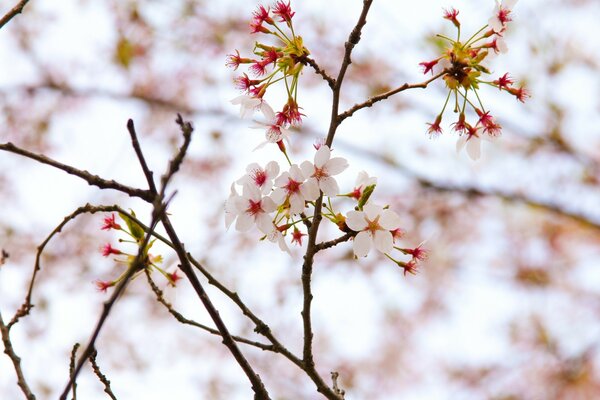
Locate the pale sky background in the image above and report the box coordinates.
[1,0,600,399]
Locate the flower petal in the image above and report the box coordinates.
[314,145,330,167]
[353,231,372,257]
[373,230,393,254]
[324,157,348,176]
[300,161,315,178]
[235,213,254,232]
[379,209,402,230]
[466,137,481,160]
[319,176,340,197]
[300,180,319,201]
[363,203,383,221]
[346,211,368,231]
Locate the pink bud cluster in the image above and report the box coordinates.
[95,213,181,292]
[227,1,308,135]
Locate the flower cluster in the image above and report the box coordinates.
[96,212,181,292]
[227,1,309,158]
[420,0,528,160]
[225,1,426,276]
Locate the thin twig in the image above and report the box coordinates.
[0,311,36,400]
[0,0,29,29]
[145,271,274,351]
[134,115,271,400]
[0,143,155,202]
[58,197,171,400]
[69,343,80,400]
[337,71,445,123]
[9,204,161,328]
[88,350,118,400]
[126,119,158,193]
[315,232,355,252]
[300,56,336,89]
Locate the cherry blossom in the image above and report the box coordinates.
[101,214,121,231]
[237,161,280,195]
[349,171,377,200]
[456,125,486,160]
[271,164,319,215]
[346,203,402,258]
[230,95,272,119]
[300,145,348,197]
[252,102,292,149]
[489,0,518,33]
[225,183,276,234]
[266,228,291,254]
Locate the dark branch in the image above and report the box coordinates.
[315,232,355,252]
[0,0,29,29]
[0,142,155,202]
[0,311,36,400]
[88,350,118,400]
[337,71,445,123]
[145,271,274,351]
[127,119,158,193]
[69,343,80,400]
[300,56,336,89]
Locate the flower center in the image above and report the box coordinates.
[252,169,267,187]
[285,179,301,194]
[246,199,263,216]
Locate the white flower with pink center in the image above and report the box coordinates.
[488,0,517,33]
[350,171,377,200]
[252,102,291,150]
[225,183,276,234]
[271,165,319,215]
[237,161,280,195]
[231,95,272,119]
[346,203,402,257]
[300,145,348,197]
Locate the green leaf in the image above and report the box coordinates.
[119,210,145,241]
[357,184,376,210]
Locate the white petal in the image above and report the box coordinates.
[353,231,372,258]
[255,214,274,234]
[363,203,383,221]
[300,161,315,178]
[289,164,304,181]
[319,176,340,197]
[488,16,503,33]
[274,171,290,187]
[289,193,305,214]
[456,136,467,153]
[270,188,286,205]
[466,137,481,160]
[373,230,393,254]
[265,161,280,178]
[314,145,330,167]
[235,213,254,232]
[242,183,261,201]
[300,180,320,202]
[379,209,402,230]
[260,101,275,120]
[324,157,349,176]
[505,0,518,10]
[346,211,368,231]
[261,196,277,213]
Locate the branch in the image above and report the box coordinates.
[0,0,29,30]
[337,71,445,123]
[145,271,274,351]
[326,0,374,147]
[88,350,118,400]
[9,204,153,328]
[69,343,80,400]
[300,56,336,89]
[0,311,36,400]
[126,119,158,193]
[59,197,170,400]
[129,115,271,399]
[0,142,155,202]
[315,232,355,252]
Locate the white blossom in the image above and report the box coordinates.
[237,161,280,195]
[225,183,276,234]
[231,95,272,119]
[271,164,319,215]
[300,145,348,197]
[346,203,402,258]
[488,0,518,33]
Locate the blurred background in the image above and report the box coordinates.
[1,0,600,398]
